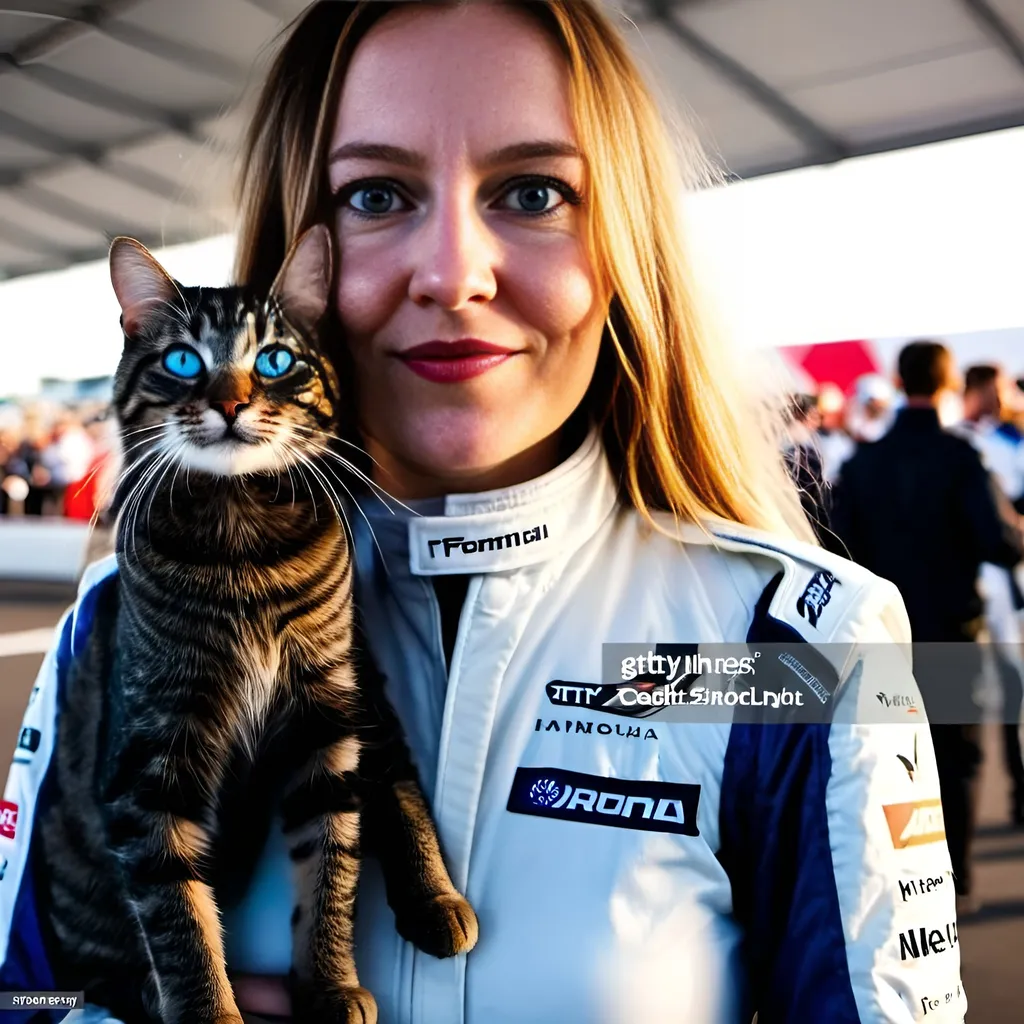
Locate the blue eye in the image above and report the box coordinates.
[162,346,203,379]
[504,184,560,213]
[337,179,412,218]
[255,346,295,378]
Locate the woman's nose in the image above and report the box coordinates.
[407,196,498,311]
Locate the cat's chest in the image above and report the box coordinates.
[233,627,282,713]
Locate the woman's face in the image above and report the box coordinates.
[328,3,607,498]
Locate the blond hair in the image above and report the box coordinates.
[235,0,814,542]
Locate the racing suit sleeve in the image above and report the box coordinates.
[1,562,126,1024]
[719,577,965,1023]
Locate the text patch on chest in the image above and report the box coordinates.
[507,766,700,836]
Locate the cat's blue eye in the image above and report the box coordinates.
[162,346,203,379]
[255,346,295,379]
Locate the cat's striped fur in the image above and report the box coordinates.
[32,226,477,1024]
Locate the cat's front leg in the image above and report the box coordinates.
[358,680,479,958]
[103,728,244,1024]
[282,732,376,1024]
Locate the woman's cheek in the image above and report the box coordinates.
[334,244,404,337]
[515,242,600,341]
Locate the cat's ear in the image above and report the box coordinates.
[269,224,333,334]
[109,237,180,338]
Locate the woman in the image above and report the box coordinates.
[0,2,964,1022]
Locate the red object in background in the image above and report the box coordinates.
[0,799,17,840]
[780,340,882,395]
[63,452,109,521]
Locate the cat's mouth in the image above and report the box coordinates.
[161,419,291,478]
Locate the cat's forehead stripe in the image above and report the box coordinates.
[193,337,214,367]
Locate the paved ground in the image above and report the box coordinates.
[1,587,1022,1021]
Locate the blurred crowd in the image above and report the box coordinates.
[783,360,1024,536]
[0,402,115,521]
[783,341,1024,917]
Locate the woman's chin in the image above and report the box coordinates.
[375,425,557,497]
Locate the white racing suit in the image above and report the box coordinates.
[1,428,965,1023]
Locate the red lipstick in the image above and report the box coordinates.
[397,339,518,383]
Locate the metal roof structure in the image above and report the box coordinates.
[0,0,1022,280]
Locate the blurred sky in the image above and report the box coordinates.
[1,125,1022,397]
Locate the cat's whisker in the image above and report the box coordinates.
[285,427,408,514]
[111,445,160,513]
[144,444,185,541]
[124,447,175,563]
[317,448,418,517]
[282,452,317,525]
[288,424,385,471]
[167,447,187,519]
[118,421,170,441]
[269,447,283,505]
[278,444,299,510]
[308,451,391,575]
[118,430,172,465]
[127,446,178,556]
[113,448,162,565]
[287,445,347,530]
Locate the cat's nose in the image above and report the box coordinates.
[212,399,249,421]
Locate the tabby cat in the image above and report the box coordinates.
[32,225,477,1024]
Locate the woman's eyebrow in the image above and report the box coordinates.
[479,140,582,168]
[327,140,581,169]
[329,142,424,168]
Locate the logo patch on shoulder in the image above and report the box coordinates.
[0,800,18,840]
[507,767,700,835]
[796,570,840,628]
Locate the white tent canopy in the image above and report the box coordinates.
[0,0,1022,280]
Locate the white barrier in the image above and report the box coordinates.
[0,519,91,583]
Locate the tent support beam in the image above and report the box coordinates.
[959,0,1024,74]
[642,0,850,165]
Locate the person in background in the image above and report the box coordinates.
[5,409,51,516]
[39,411,94,516]
[814,381,854,483]
[781,392,849,555]
[781,393,826,531]
[846,372,896,444]
[957,364,1024,824]
[0,424,18,516]
[830,339,1024,911]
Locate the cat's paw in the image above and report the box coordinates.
[291,984,377,1024]
[396,891,480,957]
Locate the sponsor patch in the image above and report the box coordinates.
[897,733,919,781]
[17,726,41,753]
[877,691,920,715]
[427,525,548,560]
[0,800,18,841]
[796,570,840,628]
[899,873,949,902]
[507,766,700,836]
[777,651,831,704]
[899,921,958,960]
[533,718,659,740]
[884,798,945,849]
